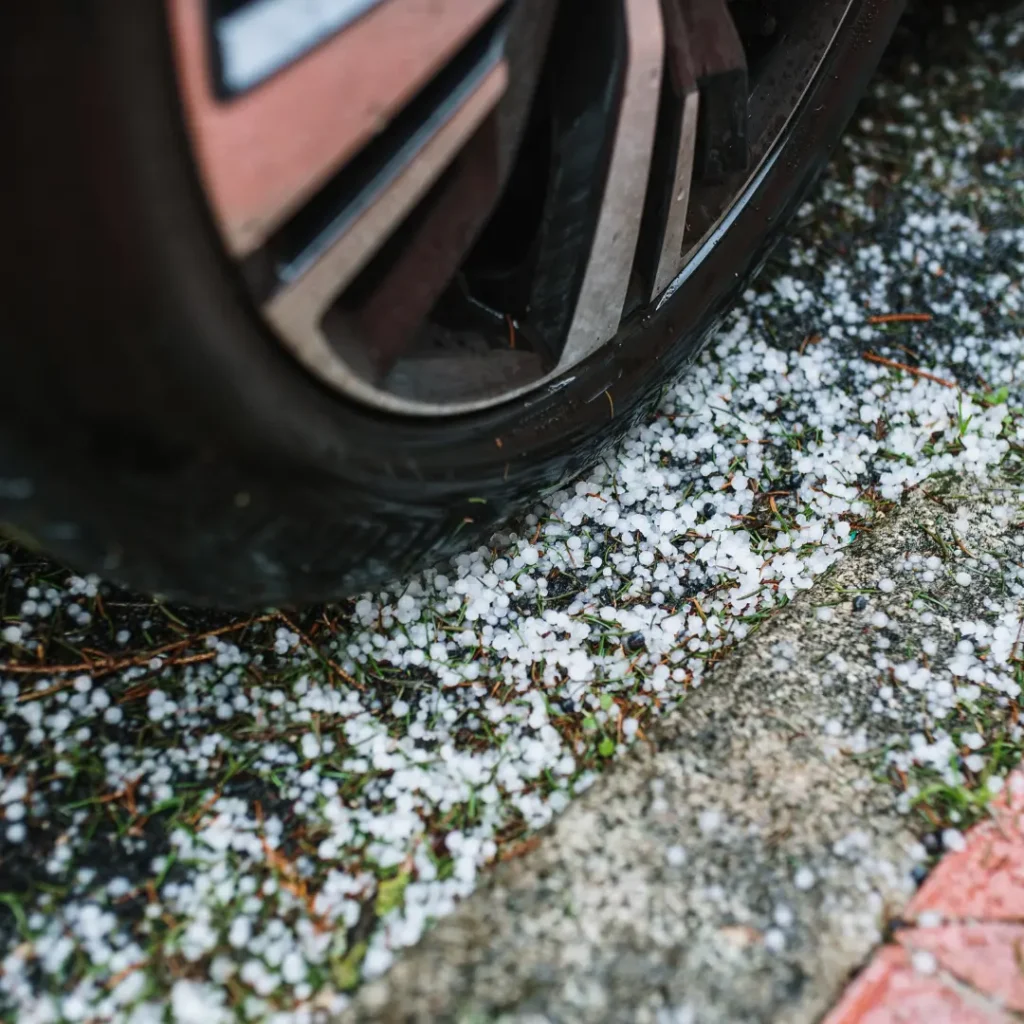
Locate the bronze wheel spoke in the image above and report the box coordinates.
[261,64,507,401]
[169,0,506,255]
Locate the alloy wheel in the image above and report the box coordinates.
[169,0,853,416]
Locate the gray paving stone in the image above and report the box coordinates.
[341,479,1024,1023]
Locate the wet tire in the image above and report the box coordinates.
[0,1,903,606]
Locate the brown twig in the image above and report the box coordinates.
[798,333,821,356]
[862,352,956,389]
[498,835,541,862]
[867,313,933,324]
[254,801,331,931]
[105,961,147,991]
[6,614,276,689]
[276,612,363,691]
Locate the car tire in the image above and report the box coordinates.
[0,0,904,607]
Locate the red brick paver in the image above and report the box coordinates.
[907,777,1024,922]
[823,772,1024,1023]
[824,946,1015,1024]
[896,924,1024,1012]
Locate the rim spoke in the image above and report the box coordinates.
[558,0,665,367]
[168,0,506,255]
[213,0,393,94]
[684,0,845,248]
[681,0,749,182]
[637,0,701,300]
[343,117,503,378]
[262,63,507,392]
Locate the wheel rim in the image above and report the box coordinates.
[168,0,853,417]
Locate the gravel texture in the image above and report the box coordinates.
[0,4,1022,1023]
